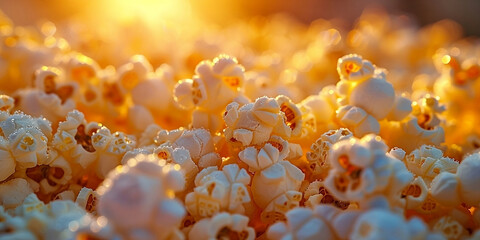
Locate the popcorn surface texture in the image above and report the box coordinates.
[1,7,480,240]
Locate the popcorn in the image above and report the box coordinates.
[238,140,305,221]
[97,153,185,239]
[174,54,246,133]
[430,153,480,208]
[224,95,302,149]
[14,66,76,124]
[405,145,458,185]
[304,180,350,209]
[306,128,353,180]
[2,9,480,238]
[335,54,412,136]
[0,95,14,112]
[268,205,442,240]
[0,112,51,171]
[185,164,250,220]
[75,187,98,213]
[381,96,446,153]
[299,86,340,138]
[154,128,221,168]
[188,212,255,240]
[324,134,412,209]
[25,150,72,194]
[0,178,34,210]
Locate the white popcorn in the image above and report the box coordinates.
[381,96,446,153]
[224,96,301,149]
[127,105,155,133]
[53,110,135,180]
[267,205,355,240]
[0,137,15,181]
[116,55,153,93]
[188,212,255,240]
[66,215,120,240]
[0,178,34,210]
[25,151,72,194]
[97,153,185,239]
[306,128,353,180]
[324,134,412,209]
[432,216,468,240]
[335,54,412,136]
[185,164,250,220]
[0,209,36,240]
[174,54,245,132]
[238,140,305,220]
[430,153,480,208]
[15,66,77,123]
[0,95,14,112]
[304,180,350,210]
[0,112,51,170]
[75,187,98,213]
[95,130,136,178]
[153,145,199,193]
[155,128,221,168]
[138,124,163,147]
[53,190,75,201]
[402,177,429,209]
[299,86,339,137]
[14,193,46,216]
[405,145,458,185]
[350,209,435,240]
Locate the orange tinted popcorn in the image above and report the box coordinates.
[185,164,251,220]
[336,54,412,137]
[1,7,480,240]
[174,54,247,133]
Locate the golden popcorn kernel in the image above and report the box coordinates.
[417,113,433,130]
[222,76,240,89]
[345,62,361,74]
[280,103,296,130]
[22,135,34,146]
[157,150,169,160]
[216,227,249,240]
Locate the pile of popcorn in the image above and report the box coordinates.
[1,8,480,240]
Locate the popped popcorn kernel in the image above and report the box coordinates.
[0,6,480,239]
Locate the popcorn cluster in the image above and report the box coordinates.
[1,8,480,240]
